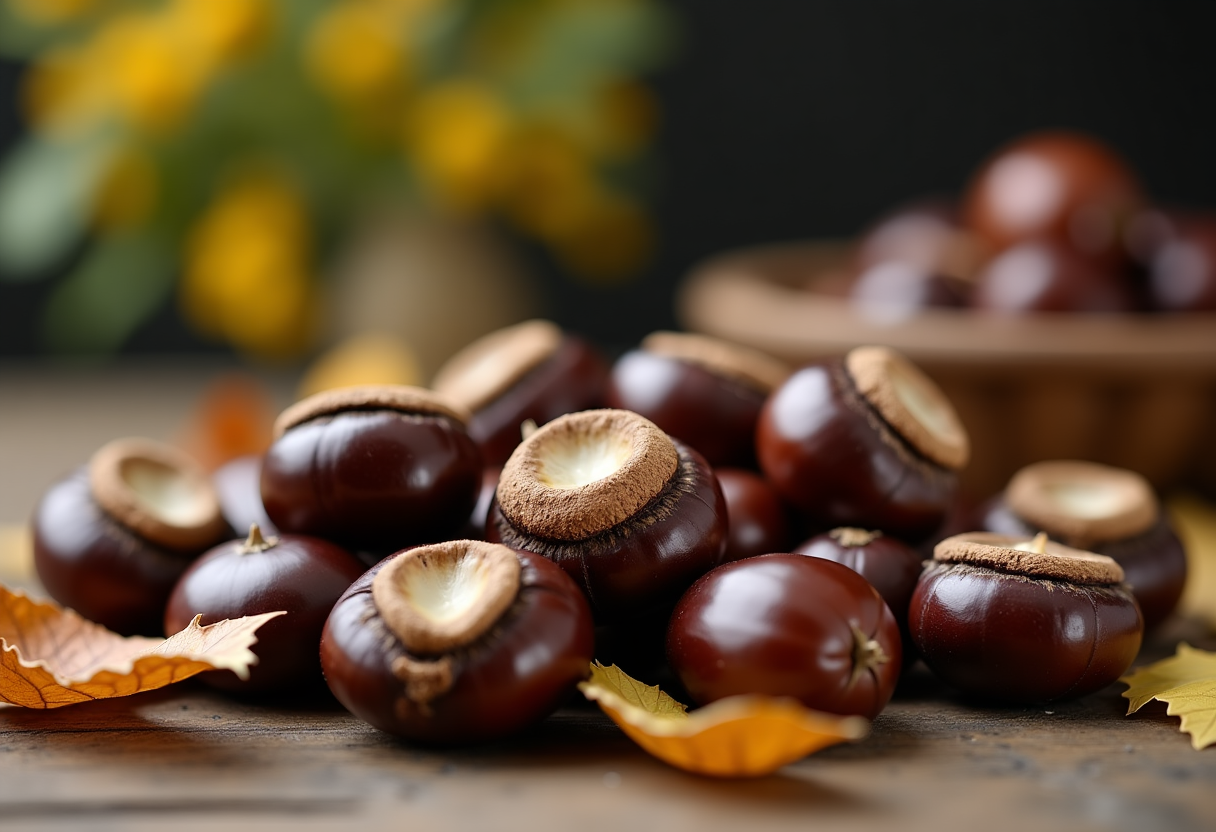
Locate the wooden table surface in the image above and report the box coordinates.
[1,361,1214,832]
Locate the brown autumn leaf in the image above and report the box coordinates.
[1121,643,1216,750]
[0,584,283,708]
[579,662,869,778]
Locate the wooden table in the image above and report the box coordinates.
[1,361,1214,832]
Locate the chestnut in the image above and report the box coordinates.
[962,130,1142,262]
[794,527,923,633]
[164,525,364,693]
[32,437,229,635]
[431,319,608,466]
[716,467,791,562]
[212,454,277,537]
[856,197,987,280]
[1146,213,1216,312]
[910,532,1143,703]
[849,261,972,324]
[756,346,970,542]
[667,554,902,719]
[485,409,727,621]
[320,540,594,744]
[260,385,481,554]
[972,239,1138,314]
[604,331,790,468]
[975,460,1186,630]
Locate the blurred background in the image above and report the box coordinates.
[4,1,1216,363]
[3,1,1216,529]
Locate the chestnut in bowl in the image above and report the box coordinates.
[605,331,790,468]
[973,239,1138,314]
[164,525,365,693]
[962,130,1142,262]
[431,319,608,466]
[975,460,1186,630]
[32,437,229,635]
[667,554,902,720]
[320,540,594,744]
[486,409,727,621]
[260,385,481,554]
[910,532,1143,703]
[756,346,970,542]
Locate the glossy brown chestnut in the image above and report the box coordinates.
[910,532,1143,703]
[212,454,276,537]
[486,409,727,621]
[260,385,481,553]
[431,320,609,466]
[973,239,1138,314]
[164,525,364,693]
[1147,213,1216,312]
[319,540,594,744]
[605,331,790,468]
[962,130,1142,262]
[667,554,902,719]
[794,528,923,632]
[32,438,229,636]
[849,261,972,324]
[716,467,791,562]
[974,460,1186,630]
[856,197,987,280]
[756,346,969,542]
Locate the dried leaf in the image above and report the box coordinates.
[1121,643,1216,749]
[579,662,868,778]
[1168,494,1216,628]
[0,584,283,708]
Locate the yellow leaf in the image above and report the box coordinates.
[1168,493,1216,628]
[1121,643,1216,749]
[579,662,868,778]
[0,584,283,709]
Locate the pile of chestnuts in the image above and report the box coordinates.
[847,130,1216,320]
[28,319,1186,747]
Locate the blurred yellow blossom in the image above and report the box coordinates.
[552,190,654,281]
[21,46,108,136]
[307,0,410,103]
[92,149,157,231]
[182,173,318,358]
[497,126,597,240]
[92,13,211,133]
[8,0,99,26]
[406,80,512,210]
[170,0,274,65]
[587,80,658,159]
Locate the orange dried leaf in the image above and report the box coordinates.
[1121,643,1216,750]
[0,584,283,709]
[579,662,869,778]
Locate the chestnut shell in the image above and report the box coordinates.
[717,467,791,562]
[164,532,365,693]
[756,359,957,541]
[667,554,902,719]
[794,530,923,632]
[909,560,1142,703]
[319,548,594,744]
[605,350,768,468]
[485,439,727,622]
[261,409,481,553]
[467,335,608,467]
[32,469,198,636]
[975,496,1186,630]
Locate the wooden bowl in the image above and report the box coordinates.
[677,242,1216,499]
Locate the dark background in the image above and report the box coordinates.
[3,1,1216,358]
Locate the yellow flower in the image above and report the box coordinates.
[405,80,511,211]
[170,0,273,65]
[8,0,98,26]
[92,13,211,133]
[182,173,318,358]
[496,126,597,240]
[587,80,657,159]
[92,148,157,231]
[306,1,410,102]
[21,45,108,137]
